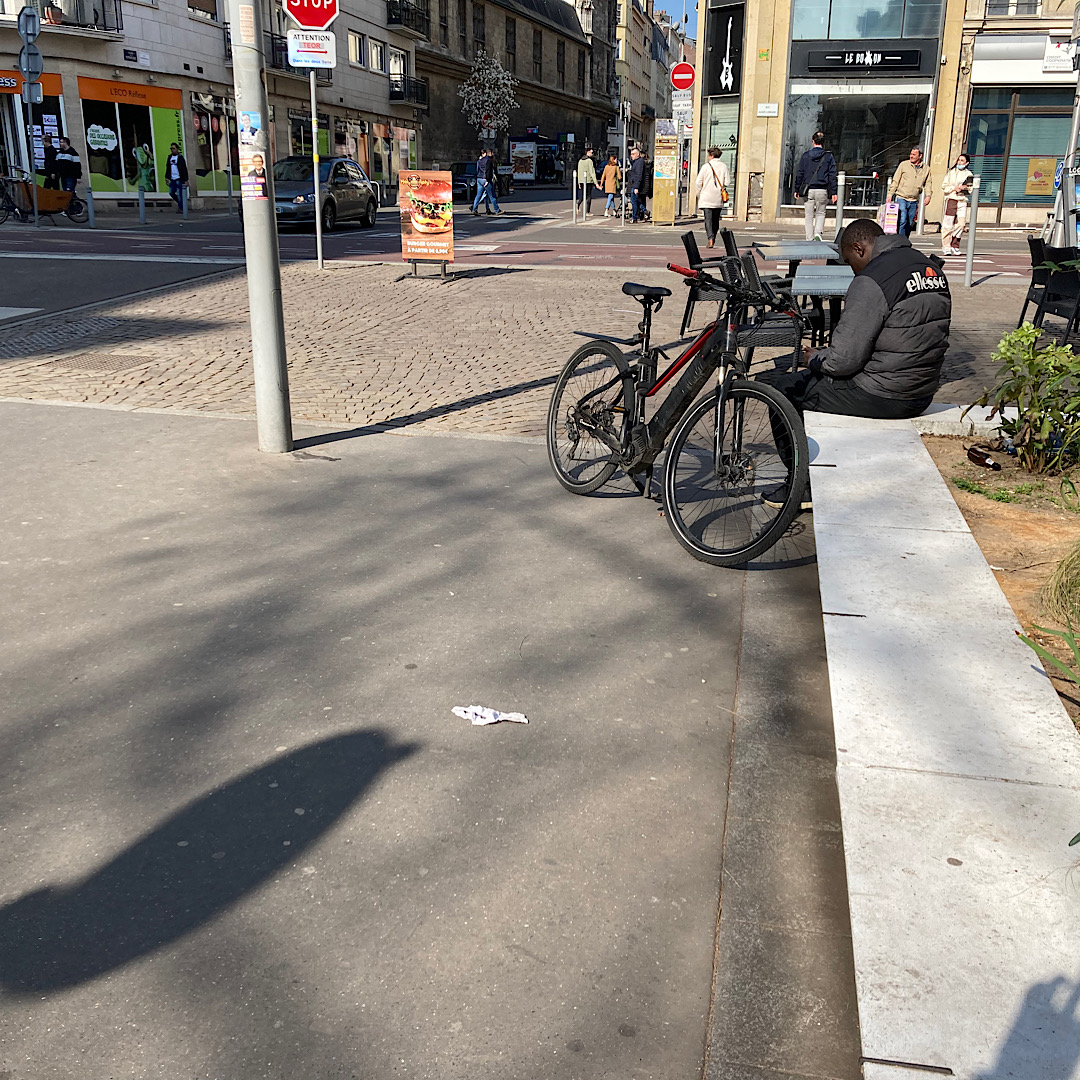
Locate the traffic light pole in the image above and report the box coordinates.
[226,0,293,453]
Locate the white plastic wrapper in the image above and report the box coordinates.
[452,705,529,726]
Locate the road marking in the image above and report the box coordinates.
[454,244,501,252]
[0,252,242,264]
[0,306,41,320]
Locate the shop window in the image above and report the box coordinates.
[505,16,516,71]
[369,38,387,72]
[557,40,566,89]
[473,3,485,51]
[791,0,943,39]
[348,31,367,66]
[533,28,542,79]
[439,0,449,46]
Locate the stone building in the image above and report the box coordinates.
[414,0,617,167]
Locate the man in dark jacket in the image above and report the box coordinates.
[166,143,189,213]
[40,135,58,189]
[773,217,951,420]
[54,137,82,193]
[626,146,645,223]
[793,131,837,241]
[471,148,502,215]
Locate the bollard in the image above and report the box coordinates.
[226,169,233,216]
[964,176,980,289]
[182,184,189,219]
[86,184,95,229]
[138,187,146,225]
[572,176,578,224]
[835,171,846,239]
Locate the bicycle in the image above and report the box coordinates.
[546,251,811,567]
[0,169,89,225]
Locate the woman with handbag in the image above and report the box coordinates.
[940,153,973,256]
[599,153,622,217]
[694,146,731,249]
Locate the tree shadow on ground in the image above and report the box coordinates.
[0,729,417,996]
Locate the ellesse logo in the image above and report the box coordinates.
[906,266,948,293]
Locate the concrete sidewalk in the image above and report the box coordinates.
[0,401,861,1079]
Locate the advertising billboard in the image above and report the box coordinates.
[399,169,454,262]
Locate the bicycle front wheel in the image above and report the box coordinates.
[66,196,89,224]
[546,341,630,494]
[662,380,809,567]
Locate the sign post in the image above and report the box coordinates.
[284,14,338,271]
[16,6,41,227]
[226,0,293,452]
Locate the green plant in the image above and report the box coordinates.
[1041,541,1080,626]
[953,476,988,495]
[1016,623,1080,684]
[969,325,1080,474]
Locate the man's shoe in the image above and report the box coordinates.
[813,233,823,241]
[493,210,504,215]
[761,486,813,512]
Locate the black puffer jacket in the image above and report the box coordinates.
[820,234,951,400]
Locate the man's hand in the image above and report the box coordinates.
[924,195,931,205]
[806,350,828,376]
[830,195,837,204]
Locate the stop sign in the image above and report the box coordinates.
[284,0,338,31]
[670,62,695,91]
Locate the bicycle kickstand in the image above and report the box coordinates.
[631,465,654,499]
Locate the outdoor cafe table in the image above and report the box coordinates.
[754,241,841,278]
[791,264,854,347]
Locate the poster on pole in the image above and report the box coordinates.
[652,119,678,225]
[238,108,269,200]
[399,170,454,262]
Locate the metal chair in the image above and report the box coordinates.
[1032,244,1080,340]
[1018,235,1049,327]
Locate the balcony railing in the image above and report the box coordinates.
[224,25,332,83]
[3,0,122,31]
[386,0,430,39]
[389,73,429,106]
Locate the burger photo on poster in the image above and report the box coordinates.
[402,174,453,233]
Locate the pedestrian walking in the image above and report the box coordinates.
[472,149,503,216]
[887,146,932,238]
[40,135,58,190]
[626,146,645,223]
[576,147,598,216]
[793,130,837,241]
[940,153,974,257]
[694,146,731,248]
[54,136,82,194]
[599,152,621,217]
[166,143,189,214]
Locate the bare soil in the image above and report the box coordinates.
[923,435,1080,723]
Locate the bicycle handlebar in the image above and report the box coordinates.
[667,259,795,314]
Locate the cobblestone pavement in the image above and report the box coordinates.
[0,263,1024,435]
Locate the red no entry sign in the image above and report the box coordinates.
[284,0,338,31]
[670,62,695,90]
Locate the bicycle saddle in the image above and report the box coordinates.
[622,282,672,301]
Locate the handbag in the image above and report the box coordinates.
[944,197,959,217]
[878,202,900,235]
[708,161,729,204]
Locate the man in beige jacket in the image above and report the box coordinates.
[887,147,931,237]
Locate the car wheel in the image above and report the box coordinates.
[321,200,336,233]
[360,198,377,228]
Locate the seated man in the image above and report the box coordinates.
[772,217,951,420]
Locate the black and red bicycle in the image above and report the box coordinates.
[545,251,811,567]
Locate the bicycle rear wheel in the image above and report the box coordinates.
[65,196,89,224]
[0,202,8,226]
[662,379,809,567]
[546,340,630,494]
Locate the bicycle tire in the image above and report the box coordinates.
[546,340,631,494]
[65,196,89,224]
[662,380,809,567]
[0,202,8,226]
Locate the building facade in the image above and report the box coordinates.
[0,0,427,204]
[414,0,617,167]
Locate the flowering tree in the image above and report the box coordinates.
[458,49,519,141]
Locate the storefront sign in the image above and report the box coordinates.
[398,170,453,263]
[77,76,182,110]
[510,140,537,181]
[704,4,743,97]
[1043,37,1075,73]
[807,49,921,70]
[1026,156,1057,196]
[0,69,62,96]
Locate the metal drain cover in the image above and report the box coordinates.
[49,353,157,372]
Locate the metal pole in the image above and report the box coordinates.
[138,187,146,225]
[182,183,189,219]
[30,169,38,227]
[916,105,934,237]
[310,69,323,270]
[1057,68,1080,246]
[225,0,293,453]
[226,168,233,216]
[835,170,846,239]
[964,175,980,289]
[572,168,577,223]
[86,182,95,228]
[621,109,627,229]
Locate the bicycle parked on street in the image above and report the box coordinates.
[546,250,811,566]
[0,169,89,226]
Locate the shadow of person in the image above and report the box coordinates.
[975,973,1080,1079]
[0,729,417,996]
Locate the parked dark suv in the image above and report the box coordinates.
[272,156,379,232]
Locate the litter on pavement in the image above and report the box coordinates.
[452,705,529,726]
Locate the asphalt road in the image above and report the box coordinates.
[0,188,1035,325]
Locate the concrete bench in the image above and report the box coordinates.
[804,405,1080,1079]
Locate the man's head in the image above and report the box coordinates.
[812,130,824,147]
[252,153,264,169]
[59,137,70,150]
[839,218,884,273]
[909,146,923,165]
[241,113,251,126]
[630,147,640,159]
[42,135,52,146]
[708,145,722,160]
[170,143,180,154]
